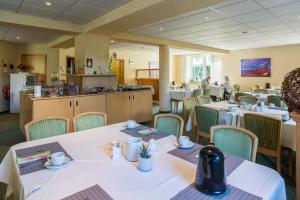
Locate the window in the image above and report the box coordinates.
[191,55,211,81]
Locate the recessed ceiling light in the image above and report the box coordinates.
[45,2,52,6]
[159,27,164,30]
[16,36,20,40]
[232,27,237,31]
[110,40,115,43]
[204,16,209,20]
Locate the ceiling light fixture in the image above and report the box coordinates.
[159,27,164,30]
[110,40,115,43]
[45,2,52,6]
[204,16,209,20]
[16,36,20,40]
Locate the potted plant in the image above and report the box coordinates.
[137,143,153,172]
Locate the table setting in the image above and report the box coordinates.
[0,122,286,200]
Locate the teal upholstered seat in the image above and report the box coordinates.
[243,113,282,172]
[211,125,258,161]
[203,89,210,97]
[25,117,69,141]
[267,95,281,107]
[239,96,258,105]
[195,105,219,143]
[193,89,202,97]
[74,112,107,131]
[234,92,251,101]
[154,114,184,138]
[197,96,210,105]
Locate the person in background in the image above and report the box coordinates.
[222,75,233,100]
[201,76,211,90]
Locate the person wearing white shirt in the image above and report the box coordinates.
[223,76,233,100]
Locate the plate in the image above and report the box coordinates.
[44,157,71,170]
[176,141,195,150]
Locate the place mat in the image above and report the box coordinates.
[120,125,169,142]
[168,145,244,176]
[171,183,262,200]
[15,142,72,176]
[61,185,113,200]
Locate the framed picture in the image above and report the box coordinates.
[241,58,271,77]
[86,58,93,68]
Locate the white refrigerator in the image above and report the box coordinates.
[0,74,9,112]
[10,73,28,113]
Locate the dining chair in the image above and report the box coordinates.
[154,114,184,138]
[243,113,282,173]
[203,89,210,97]
[195,105,219,143]
[25,117,69,141]
[234,92,251,102]
[196,96,210,105]
[193,88,202,97]
[239,96,258,105]
[254,89,268,94]
[183,97,198,123]
[210,125,258,162]
[267,95,281,107]
[73,112,107,132]
[233,84,240,92]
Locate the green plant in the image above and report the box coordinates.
[139,143,151,159]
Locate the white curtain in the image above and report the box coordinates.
[210,54,221,84]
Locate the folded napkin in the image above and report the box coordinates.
[137,128,157,136]
[16,150,51,165]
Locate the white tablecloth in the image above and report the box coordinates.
[0,123,286,200]
[187,101,296,151]
[170,89,193,101]
[210,86,224,97]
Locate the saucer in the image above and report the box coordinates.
[126,124,139,129]
[44,157,71,170]
[176,141,194,150]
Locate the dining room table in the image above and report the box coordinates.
[169,88,193,101]
[0,122,286,200]
[186,101,296,152]
[210,86,225,98]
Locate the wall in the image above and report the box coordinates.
[219,44,300,92]
[0,41,18,111]
[109,47,159,84]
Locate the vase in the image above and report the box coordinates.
[138,156,153,172]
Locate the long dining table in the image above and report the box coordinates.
[186,101,296,151]
[0,122,286,200]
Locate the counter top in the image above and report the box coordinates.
[67,73,116,77]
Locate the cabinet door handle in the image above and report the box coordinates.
[133,95,135,100]
[70,101,72,107]
[76,100,78,106]
[129,95,131,100]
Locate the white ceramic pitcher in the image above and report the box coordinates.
[126,137,142,162]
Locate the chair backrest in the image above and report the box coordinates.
[267,95,281,107]
[195,106,219,135]
[211,125,258,162]
[254,89,268,94]
[243,113,281,152]
[239,96,258,105]
[193,88,202,97]
[233,84,240,92]
[154,114,184,138]
[203,89,210,97]
[234,92,251,101]
[251,85,260,91]
[197,96,210,105]
[183,97,198,122]
[188,83,200,90]
[73,112,107,132]
[25,117,69,141]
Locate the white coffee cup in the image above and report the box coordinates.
[112,146,122,160]
[50,152,65,166]
[269,103,275,108]
[178,136,190,147]
[127,120,137,129]
[282,113,289,121]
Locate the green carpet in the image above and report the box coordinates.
[0,110,296,200]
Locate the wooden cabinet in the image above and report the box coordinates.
[106,92,132,124]
[73,95,106,116]
[131,91,152,123]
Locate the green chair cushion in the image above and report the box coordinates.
[267,96,281,107]
[75,114,105,131]
[155,117,180,138]
[195,106,219,136]
[29,119,67,140]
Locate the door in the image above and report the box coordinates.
[106,92,131,124]
[131,91,152,123]
[112,59,124,84]
[73,95,106,116]
[32,97,74,131]
[10,74,27,113]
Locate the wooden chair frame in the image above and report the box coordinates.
[243,113,282,172]
[267,95,281,107]
[73,112,107,132]
[25,117,70,141]
[210,125,258,162]
[195,105,220,143]
[154,113,184,137]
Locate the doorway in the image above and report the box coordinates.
[112,59,125,84]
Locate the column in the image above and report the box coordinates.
[291,111,300,200]
[159,45,170,112]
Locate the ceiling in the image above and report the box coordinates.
[0,0,131,24]
[130,0,300,50]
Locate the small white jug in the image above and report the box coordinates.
[126,137,142,162]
